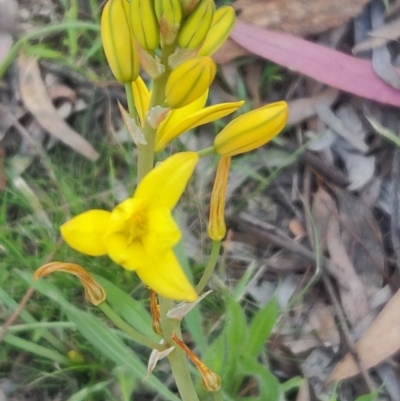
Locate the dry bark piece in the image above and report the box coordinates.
[18,56,99,161]
[329,289,400,381]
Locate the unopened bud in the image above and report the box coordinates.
[165,56,216,108]
[214,101,289,157]
[177,0,215,49]
[130,0,160,51]
[101,0,139,82]
[198,6,236,56]
[155,0,182,45]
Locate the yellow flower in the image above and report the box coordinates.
[101,0,140,83]
[60,152,199,302]
[165,56,216,108]
[207,156,231,241]
[213,101,289,156]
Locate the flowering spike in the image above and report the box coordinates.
[165,57,216,108]
[155,0,182,45]
[101,0,139,83]
[177,0,215,49]
[172,332,221,392]
[208,156,231,241]
[198,6,236,56]
[213,101,289,156]
[130,0,160,51]
[34,262,106,306]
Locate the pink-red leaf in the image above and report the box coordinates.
[231,21,400,107]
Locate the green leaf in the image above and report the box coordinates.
[93,274,158,341]
[16,270,181,401]
[66,380,112,401]
[354,390,380,401]
[247,297,279,357]
[238,354,281,401]
[224,298,247,388]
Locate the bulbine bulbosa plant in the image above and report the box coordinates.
[33,0,289,399]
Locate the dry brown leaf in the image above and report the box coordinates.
[233,0,370,37]
[311,187,336,250]
[327,212,369,325]
[329,289,400,382]
[296,379,310,401]
[308,301,340,349]
[18,56,99,161]
[287,89,339,126]
[334,189,384,297]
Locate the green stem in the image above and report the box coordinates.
[197,146,215,158]
[134,43,200,401]
[213,390,223,401]
[159,298,200,401]
[124,82,138,123]
[98,302,164,351]
[137,44,175,181]
[196,241,221,294]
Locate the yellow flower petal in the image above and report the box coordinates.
[143,208,181,255]
[60,210,110,256]
[136,250,197,301]
[135,152,199,210]
[156,100,244,151]
[106,235,150,271]
[132,76,151,127]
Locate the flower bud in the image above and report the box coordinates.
[198,6,236,56]
[130,0,160,51]
[101,0,140,83]
[165,56,216,108]
[155,0,182,45]
[208,156,231,241]
[214,101,289,156]
[177,0,215,49]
